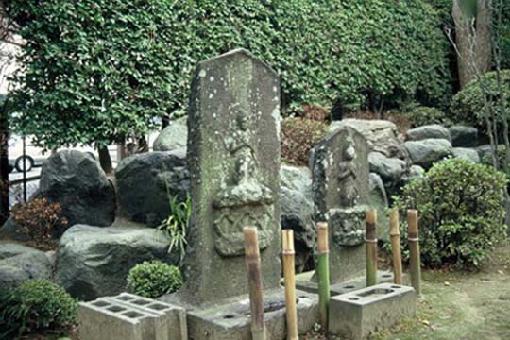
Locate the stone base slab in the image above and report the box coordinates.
[329,283,417,339]
[79,292,187,340]
[162,288,318,340]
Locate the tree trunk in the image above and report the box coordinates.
[97,145,112,175]
[0,97,9,224]
[452,0,492,89]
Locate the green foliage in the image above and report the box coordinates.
[0,280,78,338]
[127,261,183,298]
[282,117,328,166]
[402,105,453,127]
[450,70,510,127]
[158,195,191,264]
[7,0,451,148]
[394,159,507,268]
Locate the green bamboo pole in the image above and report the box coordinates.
[407,210,421,296]
[244,227,266,340]
[389,208,402,284]
[316,222,330,330]
[366,209,378,287]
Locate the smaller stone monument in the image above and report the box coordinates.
[313,127,369,283]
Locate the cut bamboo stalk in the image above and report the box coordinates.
[366,209,378,287]
[244,227,266,340]
[407,210,421,295]
[389,208,402,284]
[282,230,298,340]
[316,222,330,330]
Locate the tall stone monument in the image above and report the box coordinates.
[179,49,281,306]
[313,127,369,283]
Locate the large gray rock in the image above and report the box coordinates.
[450,126,478,147]
[369,173,389,241]
[0,217,29,242]
[477,145,506,165]
[405,125,451,142]
[153,116,188,151]
[40,150,115,228]
[368,152,406,186]
[115,149,190,228]
[404,139,452,168]
[0,243,53,290]
[56,225,174,300]
[330,119,408,160]
[452,147,481,163]
[281,165,314,272]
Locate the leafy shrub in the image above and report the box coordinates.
[282,117,328,166]
[0,280,78,338]
[394,158,507,268]
[11,198,68,250]
[127,261,183,298]
[402,105,453,128]
[450,70,510,127]
[8,0,451,149]
[158,195,191,263]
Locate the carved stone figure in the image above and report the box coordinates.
[337,136,360,207]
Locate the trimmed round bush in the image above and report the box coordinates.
[451,70,510,127]
[403,106,452,128]
[394,158,508,268]
[0,280,78,337]
[127,261,183,298]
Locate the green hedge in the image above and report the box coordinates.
[127,261,183,298]
[7,0,451,148]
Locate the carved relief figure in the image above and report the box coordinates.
[337,136,360,207]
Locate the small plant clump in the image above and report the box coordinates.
[11,197,68,250]
[127,261,183,298]
[282,117,328,166]
[0,280,78,338]
[159,195,191,263]
[394,158,508,268]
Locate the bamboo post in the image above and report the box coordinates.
[389,208,402,284]
[282,230,298,340]
[407,210,421,295]
[244,227,266,340]
[316,222,330,330]
[365,209,378,287]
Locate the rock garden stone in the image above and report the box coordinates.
[153,116,188,151]
[404,139,452,168]
[115,149,190,227]
[369,173,389,240]
[330,119,408,160]
[453,147,481,163]
[477,145,506,165]
[56,224,174,300]
[368,152,406,185]
[450,126,478,147]
[281,164,314,272]
[40,150,115,228]
[405,124,451,142]
[0,243,53,290]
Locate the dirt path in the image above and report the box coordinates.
[372,243,510,339]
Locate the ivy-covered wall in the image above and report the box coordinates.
[8,0,451,147]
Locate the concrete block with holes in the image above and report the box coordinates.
[78,292,187,340]
[329,283,416,339]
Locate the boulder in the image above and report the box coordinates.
[281,165,314,272]
[450,126,478,147]
[56,224,175,300]
[405,125,451,142]
[115,149,190,227]
[400,164,426,187]
[404,139,452,168]
[0,243,53,290]
[0,217,29,242]
[477,145,506,165]
[452,147,481,163]
[39,150,115,228]
[369,173,389,240]
[153,117,188,151]
[368,152,406,185]
[330,119,408,160]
